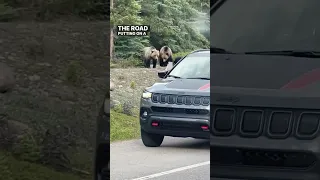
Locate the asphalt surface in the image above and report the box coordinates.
[110,137,209,180]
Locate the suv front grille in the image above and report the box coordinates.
[152,93,209,106]
[211,147,316,169]
[151,107,209,115]
[211,106,320,139]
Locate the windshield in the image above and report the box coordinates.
[168,51,210,79]
[211,0,320,53]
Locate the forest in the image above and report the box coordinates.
[110,0,210,61]
[0,0,108,21]
[1,0,210,62]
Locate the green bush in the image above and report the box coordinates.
[11,134,41,163]
[64,61,86,86]
[0,2,17,22]
[129,81,136,89]
[112,104,123,113]
[173,52,191,60]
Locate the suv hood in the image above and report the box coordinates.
[147,78,210,96]
[211,54,320,109]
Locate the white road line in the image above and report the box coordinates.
[128,161,210,180]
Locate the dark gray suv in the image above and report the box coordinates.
[139,49,210,147]
[211,0,320,179]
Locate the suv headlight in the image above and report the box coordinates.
[142,90,152,99]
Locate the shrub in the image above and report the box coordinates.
[173,52,191,60]
[11,133,41,163]
[0,2,17,22]
[122,102,134,116]
[129,81,136,89]
[64,61,86,86]
[112,103,123,113]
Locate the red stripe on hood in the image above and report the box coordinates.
[282,68,320,89]
[198,83,210,91]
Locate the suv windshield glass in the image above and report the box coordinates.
[211,0,320,53]
[168,51,210,79]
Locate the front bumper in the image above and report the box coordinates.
[141,115,210,139]
[210,134,320,180]
[140,98,210,139]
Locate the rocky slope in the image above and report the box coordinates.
[0,21,109,177]
[110,67,165,113]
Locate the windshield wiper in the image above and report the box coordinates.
[185,77,210,80]
[210,47,234,54]
[244,50,320,58]
[167,75,181,78]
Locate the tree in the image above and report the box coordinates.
[110,0,210,59]
[110,0,114,60]
[111,0,147,59]
[140,0,209,52]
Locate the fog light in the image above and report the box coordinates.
[142,111,148,117]
[151,121,159,126]
[201,125,209,131]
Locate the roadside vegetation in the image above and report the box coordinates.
[110,110,139,142]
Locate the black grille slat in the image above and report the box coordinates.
[152,94,159,102]
[212,108,235,135]
[194,97,201,105]
[160,94,167,103]
[168,95,176,104]
[161,121,202,132]
[211,147,316,169]
[151,93,209,106]
[185,96,193,105]
[297,113,320,138]
[240,110,263,136]
[151,107,209,115]
[211,105,320,139]
[202,97,210,106]
[268,111,292,138]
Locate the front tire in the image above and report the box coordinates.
[94,144,110,180]
[141,128,164,147]
[96,163,109,180]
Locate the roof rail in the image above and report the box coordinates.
[190,49,210,54]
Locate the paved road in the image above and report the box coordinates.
[110,137,209,180]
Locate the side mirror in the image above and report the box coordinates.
[173,57,182,65]
[158,71,167,78]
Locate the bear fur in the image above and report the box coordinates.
[142,46,159,68]
[159,46,173,67]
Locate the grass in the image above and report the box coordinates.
[110,59,143,69]
[110,110,140,142]
[0,151,89,180]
